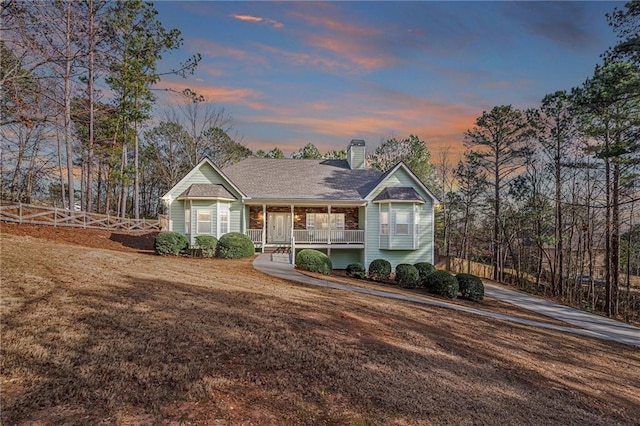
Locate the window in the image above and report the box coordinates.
[380,211,389,235]
[306,213,345,230]
[197,210,212,234]
[185,208,191,234]
[219,205,229,235]
[396,211,409,235]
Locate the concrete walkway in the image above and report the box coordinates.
[253,254,640,348]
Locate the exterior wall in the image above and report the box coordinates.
[329,249,363,269]
[294,248,363,269]
[183,199,243,246]
[165,162,244,246]
[363,167,435,270]
[248,206,360,230]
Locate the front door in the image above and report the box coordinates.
[268,213,291,243]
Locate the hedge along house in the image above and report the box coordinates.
[161,140,439,269]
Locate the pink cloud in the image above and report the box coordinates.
[155,81,268,110]
[257,44,351,73]
[189,39,268,67]
[232,13,283,28]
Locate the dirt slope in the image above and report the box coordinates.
[1,225,639,425]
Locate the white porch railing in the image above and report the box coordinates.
[246,229,263,244]
[293,229,364,244]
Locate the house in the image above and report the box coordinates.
[161,140,439,269]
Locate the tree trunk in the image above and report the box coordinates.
[119,143,127,218]
[493,162,500,282]
[612,161,620,316]
[604,155,612,317]
[86,0,95,212]
[64,0,75,212]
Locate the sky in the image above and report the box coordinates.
[153,1,623,161]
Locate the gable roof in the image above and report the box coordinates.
[372,187,425,203]
[177,184,237,200]
[221,158,382,200]
[162,157,246,200]
[364,162,439,204]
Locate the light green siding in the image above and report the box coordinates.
[363,165,435,270]
[329,249,363,269]
[165,160,244,246]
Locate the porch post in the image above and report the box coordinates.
[327,204,331,244]
[290,204,294,244]
[261,204,266,253]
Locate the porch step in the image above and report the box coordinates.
[263,245,291,254]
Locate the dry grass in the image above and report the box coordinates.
[1,230,640,425]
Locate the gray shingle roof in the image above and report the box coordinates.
[177,184,237,200]
[221,158,383,200]
[372,187,425,203]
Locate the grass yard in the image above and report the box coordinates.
[1,225,639,424]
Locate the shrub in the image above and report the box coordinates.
[424,270,459,299]
[346,262,366,279]
[395,264,419,288]
[457,273,484,301]
[414,262,436,287]
[368,259,391,281]
[195,235,218,258]
[154,231,189,256]
[296,249,332,275]
[215,232,255,259]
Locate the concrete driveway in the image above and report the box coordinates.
[253,254,640,348]
[483,283,640,347]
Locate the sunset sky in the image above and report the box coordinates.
[153,1,622,161]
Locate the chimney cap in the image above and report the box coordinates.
[349,139,366,146]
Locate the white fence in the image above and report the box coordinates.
[0,203,161,232]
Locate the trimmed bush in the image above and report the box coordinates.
[195,235,218,258]
[154,231,188,256]
[368,259,391,281]
[457,273,484,301]
[424,270,459,299]
[414,262,436,287]
[296,249,332,275]
[346,262,366,279]
[395,264,419,288]
[215,232,255,259]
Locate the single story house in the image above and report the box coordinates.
[161,140,439,269]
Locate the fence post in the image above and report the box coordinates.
[19,202,22,224]
[54,207,57,227]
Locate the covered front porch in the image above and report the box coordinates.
[244,203,365,251]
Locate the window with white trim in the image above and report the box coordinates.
[196,210,213,234]
[306,213,345,230]
[396,211,409,235]
[380,211,389,235]
[185,207,191,234]
[219,204,229,235]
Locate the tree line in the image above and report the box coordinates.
[433,1,639,320]
[1,1,638,318]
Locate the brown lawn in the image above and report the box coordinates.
[1,223,639,425]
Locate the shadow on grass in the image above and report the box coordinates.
[109,231,158,251]
[2,272,640,425]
